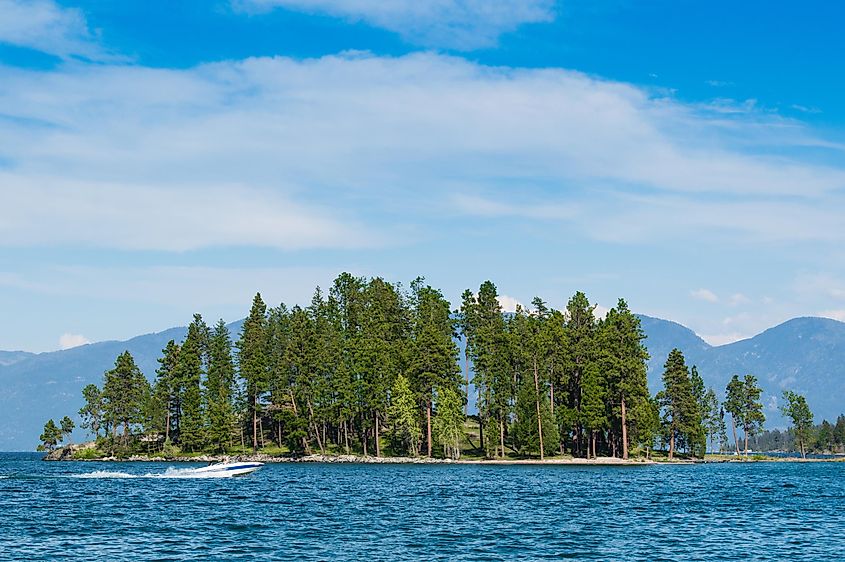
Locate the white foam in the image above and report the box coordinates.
[74,467,236,479]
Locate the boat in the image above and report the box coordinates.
[192,461,264,477]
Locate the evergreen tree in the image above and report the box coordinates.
[564,291,596,457]
[410,280,461,457]
[206,319,237,452]
[102,351,149,443]
[739,374,765,457]
[724,375,744,455]
[38,419,62,452]
[657,349,698,459]
[78,384,104,438]
[60,416,75,444]
[177,314,207,452]
[152,340,180,442]
[816,419,834,452]
[781,390,813,459]
[237,293,270,452]
[598,299,650,459]
[702,388,721,452]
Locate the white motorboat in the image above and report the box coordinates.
[192,461,264,477]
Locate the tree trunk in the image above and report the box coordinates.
[744,426,749,458]
[621,397,629,460]
[375,412,381,457]
[731,416,740,455]
[591,431,597,459]
[668,429,675,460]
[165,400,171,442]
[426,400,433,457]
[252,394,259,453]
[499,416,505,459]
[533,355,545,460]
[550,382,555,416]
[307,399,324,454]
[343,420,350,453]
[478,415,484,456]
[464,348,470,418]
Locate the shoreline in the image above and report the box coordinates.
[42,444,845,465]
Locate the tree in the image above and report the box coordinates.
[78,384,104,438]
[739,375,765,457]
[206,319,237,452]
[152,340,180,443]
[598,299,650,459]
[724,375,744,455]
[38,419,63,452]
[433,385,465,459]
[564,291,597,457]
[702,389,721,453]
[410,280,461,457]
[657,349,699,459]
[781,390,813,459]
[177,314,208,452]
[238,293,270,452]
[59,416,75,444]
[388,373,421,456]
[102,351,149,443]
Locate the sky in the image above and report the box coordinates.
[1,0,845,352]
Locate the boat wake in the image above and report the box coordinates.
[74,467,240,479]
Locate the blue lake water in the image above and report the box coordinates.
[2,452,844,561]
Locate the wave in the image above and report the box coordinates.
[74,467,237,479]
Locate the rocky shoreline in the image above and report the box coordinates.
[43,443,656,465]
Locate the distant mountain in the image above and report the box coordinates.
[641,315,845,430]
[1,315,843,450]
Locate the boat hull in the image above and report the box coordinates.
[192,461,264,477]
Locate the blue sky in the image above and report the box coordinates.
[1,0,845,352]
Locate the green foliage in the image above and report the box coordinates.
[237,293,270,452]
[102,351,149,441]
[38,419,62,452]
[206,319,237,452]
[78,384,104,438]
[781,390,813,458]
[388,373,421,456]
[725,374,765,456]
[657,349,702,458]
[433,385,465,459]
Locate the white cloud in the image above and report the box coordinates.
[58,332,89,350]
[236,0,555,49]
[1,52,845,252]
[593,303,611,319]
[0,181,374,251]
[497,294,523,313]
[729,293,751,306]
[690,288,719,303]
[0,0,108,59]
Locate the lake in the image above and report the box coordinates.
[1,452,843,560]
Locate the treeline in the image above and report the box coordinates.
[749,415,845,455]
[40,273,817,460]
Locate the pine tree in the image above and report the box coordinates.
[410,280,461,457]
[564,291,596,457]
[38,419,62,452]
[740,374,765,457]
[781,390,813,459]
[657,349,698,459]
[152,340,180,442]
[599,299,650,459]
[724,375,744,455]
[102,351,149,444]
[206,319,237,452]
[238,293,270,452]
[59,416,75,444]
[78,384,104,438]
[177,314,207,452]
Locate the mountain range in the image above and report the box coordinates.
[1,315,843,450]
